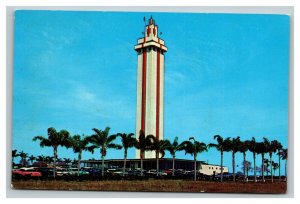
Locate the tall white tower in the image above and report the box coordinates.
[134,17,168,159]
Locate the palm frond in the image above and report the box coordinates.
[207,143,218,149]
[92,128,103,136]
[86,145,98,154]
[107,134,117,144]
[107,143,122,150]
[32,136,46,141]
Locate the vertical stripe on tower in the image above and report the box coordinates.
[141,49,147,131]
[141,48,147,159]
[156,49,160,139]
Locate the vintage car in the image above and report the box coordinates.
[56,168,69,177]
[12,167,42,178]
[144,169,168,177]
[67,168,90,176]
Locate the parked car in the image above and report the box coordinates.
[127,169,146,176]
[56,168,69,177]
[164,169,173,175]
[146,169,167,177]
[67,168,90,176]
[174,169,187,176]
[35,167,54,178]
[86,168,102,177]
[106,168,127,177]
[146,169,157,175]
[12,167,42,179]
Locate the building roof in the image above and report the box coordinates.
[82,158,206,164]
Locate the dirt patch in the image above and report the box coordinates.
[11,180,287,194]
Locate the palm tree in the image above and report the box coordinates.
[257,140,268,182]
[277,149,282,182]
[272,140,283,181]
[165,136,185,176]
[56,157,63,163]
[247,137,258,182]
[241,160,252,178]
[149,137,169,176]
[255,166,262,177]
[238,140,249,182]
[229,136,241,182]
[69,134,96,176]
[182,137,207,181]
[135,130,154,176]
[273,161,279,170]
[12,149,19,166]
[34,155,47,167]
[45,156,54,164]
[115,133,136,176]
[89,127,122,177]
[72,159,78,167]
[208,135,231,182]
[271,161,279,177]
[36,155,46,162]
[277,148,287,182]
[263,158,270,176]
[28,155,36,166]
[281,148,288,181]
[264,139,282,182]
[63,158,72,167]
[19,151,28,167]
[33,127,70,178]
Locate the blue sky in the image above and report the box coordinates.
[13,10,289,174]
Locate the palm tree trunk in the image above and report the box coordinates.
[141,158,143,176]
[172,155,175,176]
[266,160,269,176]
[140,151,143,176]
[232,151,235,182]
[221,150,223,182]
[285,159,287,181]
[194,154,197,181]
[53,146,57,179]
[270,154,273,183]
[243,152,246,182]
[278,153,281,182]
[123,150,127,177]
[253,152,256,182]
[156,151,159,177]
[77,151,82,177]
[101,154,105,177]
[262,153,265,182]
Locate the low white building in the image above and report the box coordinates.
[199,163,229,176]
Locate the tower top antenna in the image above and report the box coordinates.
[148,16,155,25]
